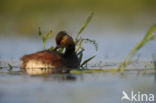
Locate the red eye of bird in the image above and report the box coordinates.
[60,41,63,44]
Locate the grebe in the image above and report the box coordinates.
[20,31,80,73]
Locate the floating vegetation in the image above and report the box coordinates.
[71,68,117,74]
[38,12,98,69]
[70,68,155,74]
[117,24,156,73]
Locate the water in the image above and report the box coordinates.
[0,70,155,103]
[0,32,156,103]
[0,31,156,63]
[1,0,156,102]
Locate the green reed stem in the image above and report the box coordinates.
[117,24,156,73]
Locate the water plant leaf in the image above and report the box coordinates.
[46,30,53,39]
[38,27,53,49]
[78,51,83,63]
[77,49,84,56]
[117,24,156,73]
[58,48,64,53]
[75,38,83,53]
[75,12,94,45]
[48,46,55,51]
[70,69,117,74]
[37,14,97,68]
[81,55,95,68]
[144,24,156,40]
[75,38,98,53]
[8,64,13,71]
[83,38,98,51]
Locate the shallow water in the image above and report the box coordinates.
[1,0,156,102]
[0,32,156,103]
[0,68,156,103]
[0,32,156,63]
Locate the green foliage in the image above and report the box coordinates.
[77,49,84,63]
[74,12,94,45]
[8,64,13,71]
[71,68,117,74]
[57,48,64,53]
[48,46,55,51]
[74,12,98,68]
[81,56,96,69]
[117,24,156,73]
[38,13,97,69]
[38,27,53,49]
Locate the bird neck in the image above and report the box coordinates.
[64,47,75,55]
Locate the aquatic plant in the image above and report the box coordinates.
[38,12,98,69]
[8,64,13,71]
[71,68,116,74]
[74,12,98,68]
[117,24,156,73]
[38,27,53,49]
[74,12,94,45]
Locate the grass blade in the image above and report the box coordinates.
[75,38,83,53]
[46,30,53,39]
[77,49,84,56]
[144,24,156,40]
[75,12,94,45]
[117,24,156,73]
[81,55,95,68]
[78,51,83,64]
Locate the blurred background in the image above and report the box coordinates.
[0,1,156,103]
[0,0,156,63]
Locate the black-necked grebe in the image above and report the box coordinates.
[20,31,80,73]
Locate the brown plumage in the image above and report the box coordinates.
[20,50,65,69]
[20,31,80,73]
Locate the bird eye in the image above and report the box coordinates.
[60,41,63,44]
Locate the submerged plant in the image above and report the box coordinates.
[38,12,98,69]
[117,24,156,73]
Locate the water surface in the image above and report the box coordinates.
[0,32,156,103]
